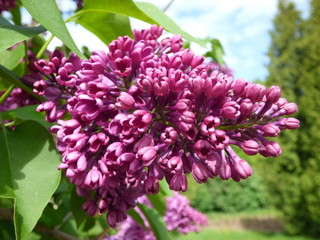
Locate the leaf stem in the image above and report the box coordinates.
[64,11,83,23]
[0,84,15,105]
[36,34,54,59]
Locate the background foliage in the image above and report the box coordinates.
[256,0,320,236]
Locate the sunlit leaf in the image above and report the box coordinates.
[0,15,45,52]
[0,121,61,240]
[137,204,168,240]
[76,12,132,46]
[0,44,25,70]
[21,0,84,58]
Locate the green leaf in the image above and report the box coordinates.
[159,180,173,197]
[0,105,51,128]
[0,44,25,70]
[135,2,206,47]
[38,202,68,228]
[21,0,84,58]
[73,0,205,47]
[147,194,166,216]
[0,120,61,240]
[76,12,132,46]
[0,15,45,52]
[0,79,12,91]
[137,204,168,240]
[204,38,225,64]
[0,65,44,101]
[0,117,14,198]
[70,187,88,228]
[127,208,147,229]
[10,7,22,26]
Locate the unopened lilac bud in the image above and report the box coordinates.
[82,200,97,217]
[240,99,254,115]
[222,101,240,119]
[58,162,68,170]
[191,55,205,69]
[116,92,135,110]
[188,75,204,96]
[117,152,135,165]
[36,101,54,112]
[234,159,252,179]
[266,86,281,103]
[283,117,300,130]
[144,176,159,194]
[169,173,187,192]
[181,49,195,66]
[192,162,209,183]
[136,146,157,166]
[276,98,288,107]
[233,78,248,97]
[219,163,231,180]
[173,99,193,112]
[241,140,259,155]
[283,102,298,115]
[63,151,81,163]
[261,124,280,137]
[264,141,282,157]
[133,135,154,151]
[107,211,118,228]
[66,168,75,177]
[77,155,87,172]
[246,84,266,102]
[160,127,178,145]
[85,168,103,188]
[181,111,195,124]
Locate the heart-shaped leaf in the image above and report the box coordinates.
[0,120,61,240]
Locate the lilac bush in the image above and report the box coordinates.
[104,192,207,240]
[29,25,300,227]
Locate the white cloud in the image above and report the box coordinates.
[143,0,309,82]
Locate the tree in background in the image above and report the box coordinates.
[261,0,320,236]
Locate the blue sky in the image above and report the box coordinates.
[38,0,310,82]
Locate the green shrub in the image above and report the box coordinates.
[187,168,269,213]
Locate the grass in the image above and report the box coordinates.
[171,229,317,240]
[169,210,318,240]
[206,208,279,220]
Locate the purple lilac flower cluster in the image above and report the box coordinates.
[0,0,16,13]
[32,25,299,227]
[164,192,207,233]
[0,88,39,112]
[104,193,207,240]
